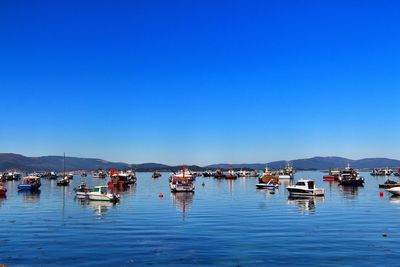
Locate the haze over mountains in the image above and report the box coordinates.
[0,153,399,172]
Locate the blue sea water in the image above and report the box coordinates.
[0,171,400,266]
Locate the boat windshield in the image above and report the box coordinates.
[296,182,306,186]
[100,187,107,194]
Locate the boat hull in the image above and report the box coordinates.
[256,183,278,189]
[18,183,41,191]
[88,194,119,202]
[169,183,195,192]
[286,188,324,197]
[323,175,339,181]
[386,187,400,196]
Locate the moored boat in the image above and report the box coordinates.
[371,167,393,176]
[152,171,162,178]
[379,179,400,189]
[323,168,340,181]
[0,181,7,197]
[57,176,70,186]
[338,164,364,186]
[202,170,213,177]
[88,186,120,202]
[258,167,279,184]
[108,169,131,189]
[93,169,107,179]
[256,180,279,189]
[225,169,237,179]
[286,179,324,196]
[169,166,195,192]
[18,176,41,191]
[74,182,92,198]
[213,169,225,178]
[277,162,295,179]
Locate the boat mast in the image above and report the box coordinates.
[63,152,66,178]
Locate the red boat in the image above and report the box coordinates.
[323,169,340,181]
[0,181,7,197]
[108,169,130,189]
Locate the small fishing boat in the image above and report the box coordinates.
[152,171,162,178]
[323,168,340,181]
[256,181,279,189]
[371,168,393,176]
[379,179,400,189]
[74,182,92,198]
[338,164,364,186]
[259,167,279,184]
[286,179,324,196]
[57,176,70,186]
[202,170,213,177]
[81,172,88,177]
[18,176,41,191]
[213,169,225,178]
[169,166,195,192]
[4,171,22,181]
[225,169,237,179]
[0,181,7,197]
[93,169,107,179]
[276,162,295,179]
[108,169,132,189]
[88,186,120,202]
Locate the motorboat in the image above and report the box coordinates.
[4,171,22,181]
[386,187,400,196]
[256,181,279,189]
[259,167,279,184]
[338,164,364,186]
[202,170,213,177]
[152,171,162,178]
[379,179,400,189]
[108,169,133,189]
[225,169,237,179]
[88,186,120,202]
[371,168,393,176]
[213,169,225,178]
[126,169,137,184]
[323,169,340,181]
[81,172,88,177]
[0,181,7,197]
[169,166,195,192]
[93,169,107,179]
[276,162,295,179]
[74,182,92,198]
[286,179,324,196]
[18,176,41,191]
[57,176,70,186]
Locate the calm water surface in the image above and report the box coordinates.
[1,171,400,266]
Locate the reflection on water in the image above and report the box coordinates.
[76,198,117,216]
[18,190,41,203]
[338,185,361,199]
[287,196,324,213]
[171,192,194,221]
[389,195,400,205]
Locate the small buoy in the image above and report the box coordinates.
[380,192,384,198]
[202,183,205,186]
[383,233,388,237]
[159,193,164,198]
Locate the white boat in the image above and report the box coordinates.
[74,182,92,198]
[169,167,195,192]
[256,181,279,189]
[286,179,324,196]
[87,186,120,202]
[277,162,295,179]
[386,187,400,196]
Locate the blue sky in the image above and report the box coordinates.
[1,0,399,165]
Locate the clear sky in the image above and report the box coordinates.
[1,0,399,165]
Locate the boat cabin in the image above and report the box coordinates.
[93,186,108,194]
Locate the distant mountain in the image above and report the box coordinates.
[206,157,400,170]
[1,153,400,172]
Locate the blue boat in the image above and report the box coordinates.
[18,176,41,191]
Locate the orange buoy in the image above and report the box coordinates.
[380,192,384,197]
[159,193,164,198]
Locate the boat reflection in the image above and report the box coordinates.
[338,185,360,199]
[77,199,117,216]
[287,196,324,213]
[171,192,194,221]
[389,195,400,205]
[18,190,41,203]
